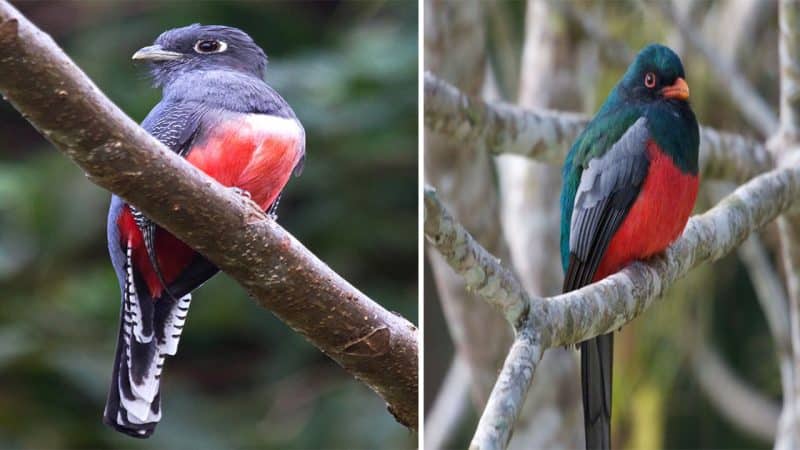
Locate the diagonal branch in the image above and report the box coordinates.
[425,155,800,448]
[424,72,773,183]
[424,185,529,329]
[426,162,800,347]
[0,1,417,429]
[470,329,542,450]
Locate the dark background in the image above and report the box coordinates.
[0,1,417,449]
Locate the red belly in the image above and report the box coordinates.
[118,117,302,297]
[594,141,699,281]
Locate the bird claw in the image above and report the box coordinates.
[230,187,252,200]
[228,187,267,222]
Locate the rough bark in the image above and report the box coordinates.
[469,330,543,450]
[427,160,800,343]
[425,158,800,446]
[424,72,774,183]
[0,1,417,429]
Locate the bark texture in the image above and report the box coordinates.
[424,72,773,182]
[0,1,417,429]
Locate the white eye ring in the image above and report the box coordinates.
[194,40,228,54]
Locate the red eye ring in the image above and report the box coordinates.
[644,72,657,88]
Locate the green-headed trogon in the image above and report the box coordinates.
[560,44,699,449]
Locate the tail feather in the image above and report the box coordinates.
[581,333,613,450]
[104,242,192,438]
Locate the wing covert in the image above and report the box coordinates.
[563,117,651,291]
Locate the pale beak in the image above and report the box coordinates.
[132,45,183,61]
[661,77,690,101]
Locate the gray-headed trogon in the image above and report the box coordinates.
[104,24,305,438]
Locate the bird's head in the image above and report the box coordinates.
[615,44,689,104]
[132,24,267,87]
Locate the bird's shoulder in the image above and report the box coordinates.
[570,106,644,170]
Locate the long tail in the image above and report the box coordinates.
[580,333,613,450]
[103,242,191,438]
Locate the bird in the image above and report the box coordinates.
[104,24,305,438]
[560,44,699,449]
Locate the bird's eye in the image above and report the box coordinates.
[644,72,657,88]
[194,40,227,54]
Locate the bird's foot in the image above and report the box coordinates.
[228,187,267,223]
[230,187,252,200]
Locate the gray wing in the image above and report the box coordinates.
[562,117,651,450]
[563,117,651,291]
[135,100,206,298]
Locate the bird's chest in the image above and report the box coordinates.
[186,113,304,210]
[595,141,698,280]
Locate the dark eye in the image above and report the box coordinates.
[194,40,227,54]
[644,72,657,88]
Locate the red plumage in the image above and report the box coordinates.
[594,140,698,281]
[117,116,304,297]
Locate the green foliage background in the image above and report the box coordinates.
[0,1,417,449]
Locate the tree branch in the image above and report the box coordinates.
[425,155,800,447]
[427,161,800,348]
[0,1,417,429]
[424,185,529,329]
[424,72,773,183]
[470,329,542,450]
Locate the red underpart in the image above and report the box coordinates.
[593,140,699,281]
[118,118,302,298]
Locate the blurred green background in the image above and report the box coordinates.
[0,1,417,449]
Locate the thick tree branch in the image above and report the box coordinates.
[425,156,800,446]
[0,1,417,429]
[427,162,800,348]
[424,72,773,183]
